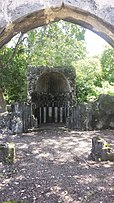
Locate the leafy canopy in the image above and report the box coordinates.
[100,46,114,84]
[26,21,86,66]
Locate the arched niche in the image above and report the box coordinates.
[28,67,75,125]
[36,71,71,94]
[31,71,72,107]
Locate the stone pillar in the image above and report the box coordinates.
[44,107,46,123]
[55,107,58,123]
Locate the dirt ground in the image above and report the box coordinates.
[0,127,114,203]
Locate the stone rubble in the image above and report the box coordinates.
[89,136,114,161]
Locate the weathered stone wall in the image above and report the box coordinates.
[0,103,32,134]
[0,0,114,48]
[88,94,114,130]
[69,94,114,130]
[0,111,12,131]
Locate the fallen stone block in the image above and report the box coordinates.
[89,136,114,161]
[0,142,16,164]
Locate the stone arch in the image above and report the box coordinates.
[0,0,114,48]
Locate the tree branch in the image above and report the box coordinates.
[0,32,24,70]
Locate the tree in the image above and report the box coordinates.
[73,56,102,103]
[98,46,114,96]
[25,21,86,66]
[74,46,114,103]
[100,46,114,83]
[0,45,27,103]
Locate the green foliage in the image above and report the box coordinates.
[74,46,114,103]
[95,81,114,97]
[97,46,114,98]
[100,47,114,83]
[26,21,86,66]
[105,143,110,147]
[0,45,27,103]
[73,56,102,103]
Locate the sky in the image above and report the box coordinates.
[85,29,108,56]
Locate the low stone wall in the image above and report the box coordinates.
[0,105,22,134]
[0,94,114,133]
[69,94,114,130]
[0,103,31,134]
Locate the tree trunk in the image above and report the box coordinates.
[0,88,6,112]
